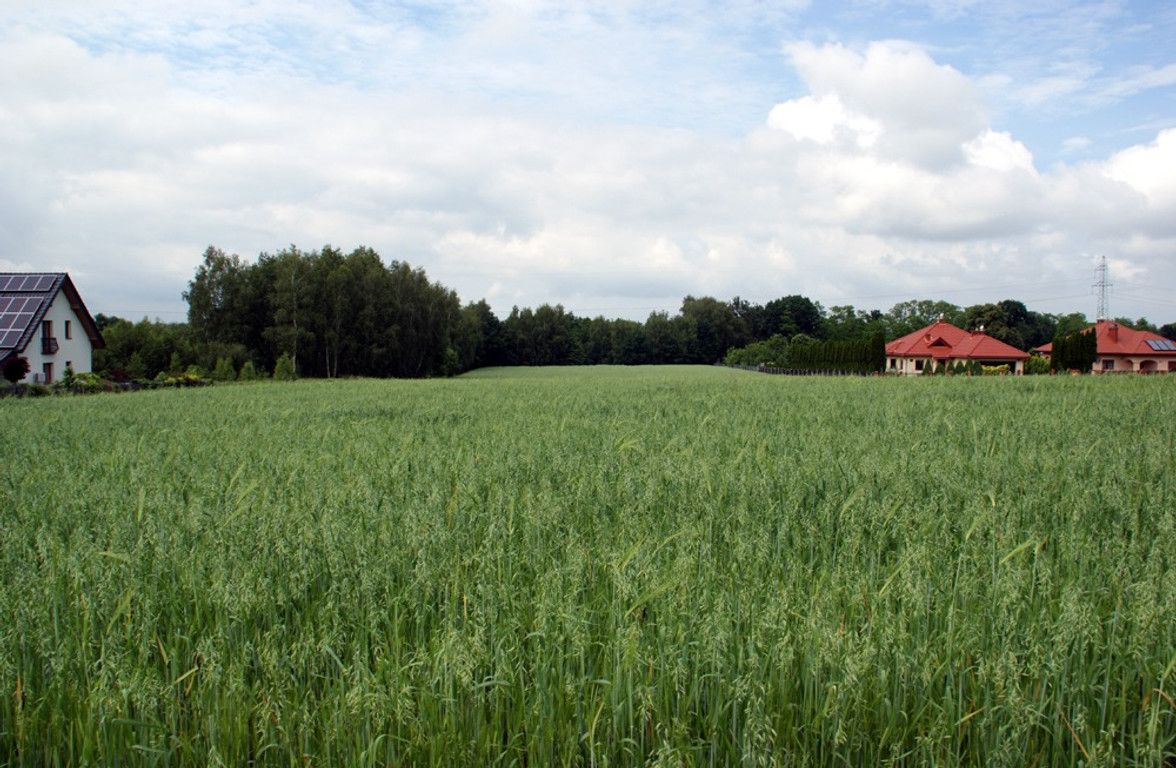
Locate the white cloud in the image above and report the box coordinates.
[0,9,1173,323]
[767,95,880,148]
[1105,129,1176,205]
[963,130,1036,174]
[784,40,986,170]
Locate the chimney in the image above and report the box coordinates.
[1107,322,1118,341]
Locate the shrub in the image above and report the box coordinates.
[238,361,259,381]
[1025,356,1050,375]
[72,372,109,394]
[273,353,296,381]
[3,355,30,384]
[212,357,236,382]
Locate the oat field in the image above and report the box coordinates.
[1,367,1174,766]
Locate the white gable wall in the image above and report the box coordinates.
[20,292,94,383]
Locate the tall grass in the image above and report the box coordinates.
[1,367,1173,765]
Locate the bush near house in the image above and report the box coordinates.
[3,355,30,384]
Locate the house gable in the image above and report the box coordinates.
[0,273,105,379]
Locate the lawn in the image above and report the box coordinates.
[1,367,1174,765]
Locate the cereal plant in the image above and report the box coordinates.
[1,367,1173,765]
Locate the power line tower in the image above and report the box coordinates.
[1093,255,1112,321]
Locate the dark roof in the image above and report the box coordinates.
[0,273,105,363]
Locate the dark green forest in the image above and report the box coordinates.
[90,244,1175,380]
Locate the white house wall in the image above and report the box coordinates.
[20,293,94,383]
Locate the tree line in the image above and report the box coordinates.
[89,244,1176,381]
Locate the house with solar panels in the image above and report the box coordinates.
[0,273,105,384]
[1032,320,1176,373]
[885,318,1029,375]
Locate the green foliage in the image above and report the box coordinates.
[441,346,460,377]
[1050,327,1098,373]
[273,352,296,381]
[126,351,147,380]
[70,371,108,393]
[212,356,236,382]
[981,364,1010,375]
[1,369,1173,765]
[786,336,880,373]
[149,369,211,388]
[884,299,965,337]
[723,334,790,367]
[94,317,192,381]
[1025,356,1051,375]
[237,360,259,381]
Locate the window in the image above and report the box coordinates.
[42,362,53,383]
[42,320,52,338]
[1102,359,1114,371]
[915,359,924,371]
[64,320,72,339]
[888,358,896,369]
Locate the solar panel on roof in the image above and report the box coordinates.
[0,296,44,351]
[0,274,56,292]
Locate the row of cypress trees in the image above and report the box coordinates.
[1049,328,1098,372]
[786,331,887,373]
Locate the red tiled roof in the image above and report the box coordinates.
[886,320,1029,360]
[1034,321,1176,357]
[1091,320,1176,356]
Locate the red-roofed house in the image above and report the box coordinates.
[886,319,1029,375]
[1032,320,1176,373]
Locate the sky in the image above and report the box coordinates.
[1,0,1174,324]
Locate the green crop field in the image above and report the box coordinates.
[1,367,1174,766]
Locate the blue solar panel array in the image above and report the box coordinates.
[1145,339,1176,351]
[0,274,56,292]
[0,274,60,353]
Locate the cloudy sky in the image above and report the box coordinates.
[2,1,1174,323]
